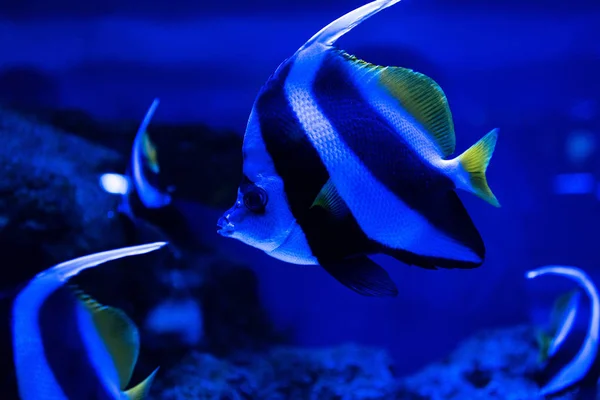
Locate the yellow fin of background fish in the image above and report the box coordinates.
[142,132,160,174]
[551,289,578,327]
[536,328,552,363]
[124,368,159,400]
[456,128,500,207]
[338,50,456,157]
[311,179,350,218]
[75,289,140,390]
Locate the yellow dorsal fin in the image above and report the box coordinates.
[74,290,140,390]
[338,50,456,157]
[124,368,159,400]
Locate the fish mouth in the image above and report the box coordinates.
[216,215,235,236]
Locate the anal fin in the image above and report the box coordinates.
[320,256,398,297]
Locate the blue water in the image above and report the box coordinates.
[0,0,599,398]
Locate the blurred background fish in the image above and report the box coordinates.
[526,266,600,399]
[12,242,166,400]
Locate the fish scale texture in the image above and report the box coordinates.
[287,87,424,247]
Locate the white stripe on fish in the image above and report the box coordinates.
[12,242,166,400]
[284,46,482,263]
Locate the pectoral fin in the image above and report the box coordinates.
[311,178,350,219]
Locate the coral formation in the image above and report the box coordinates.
[0,107,275,399]
[150,344,397,400]
[149,325,587,400]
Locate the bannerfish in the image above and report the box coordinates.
[110,99,191,255]
[119,98,172,216]
[536,289,581,363]
[12,242,166,400]
[217,0,500,297]
[526,266,600,397]
[101,99,172,226]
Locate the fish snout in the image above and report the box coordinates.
[217,214,235,236]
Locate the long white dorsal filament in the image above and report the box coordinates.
[299,0,402,52]
[526,266,600,395]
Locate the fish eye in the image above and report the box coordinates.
[242,185,268,214]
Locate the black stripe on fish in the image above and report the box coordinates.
[311,50,484,267]
[255,58,373,260]
[255,58,403,295]
[39,286,114,399]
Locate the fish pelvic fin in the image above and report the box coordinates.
[456,128,500,207]
[124,368,159,400]
[300,0,402,52]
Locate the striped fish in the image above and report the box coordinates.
[126,98,171,211]
[12,242,166,400]
[217,0,500,297]
[527,266,600,398]
[536,289,581,363]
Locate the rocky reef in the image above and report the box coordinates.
[36,106,244,209]
[149,344,397,400]
[0,106,274,399]
[148,325,586,400]
[0,106,592,400]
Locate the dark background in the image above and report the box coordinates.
[0,0,598,380]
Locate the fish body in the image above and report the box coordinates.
[536,289,581,363]
[120,98,171,217]
[526,266,600,397]
[218,0,500,296]
[113,99,194,255]
[12,242,166,400]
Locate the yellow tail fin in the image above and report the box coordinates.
[457,128,500,207]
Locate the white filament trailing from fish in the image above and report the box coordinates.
[32,242,167,284]
[300,0,403,51]
[526,265,600,395]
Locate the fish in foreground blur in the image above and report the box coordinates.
[535,289,581,363]
[218,0,500,297]
[526,266,600,398]
[12,242,166,399]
